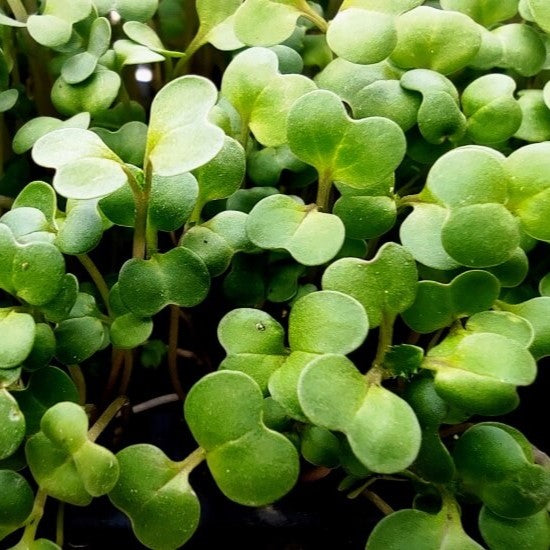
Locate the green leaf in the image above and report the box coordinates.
[0,311,35,369]
[402,270,501,334]
[13,367,79,435]
[118,247,210,317]
[218,308,286,393]
[440,0,519,27]
[540,273,550,296]
[366,507,483,549]
[40,274,79,324]
[51,68,121,117]
[514,90,550,143]
[287,89,406,190]
[298,354,421,473]
[391,6,482,74]
[492,24,546,77]
[13,113,90,155]
[322,242,417,327]
[441,204,520,268]
[221,47,316,147]
[56,200,104,255]
[26,402,119,505]
[27,0,92,47]
[192,136,246,215]
[479,507,550,550]
[504,142,550,241]
[195,0,243,50]
[528,0,550,32]
[301,425,341,468]
[453,423,550,518]
[0,390,25,460]
[288,290,368,355]
[24,323,56,371]
[334,195,397,240]
[110,314,153,349]
[93,121,148,166]
[0,89,17,112]
[462,74,522,144]
[425,331,537,415]
[498,298,550,359]
[113,39,166,65]
[111,0,158,22]
[466,311,534,348]
[400,203,460,270]
[0,470,34,541]
[185,371,299,505]
[54,317,105,365]
[246,194,345,266]
[109,444,201,550]
[12,182,57,223]
[234,0,303,46]
[327,8,397,65]
[422,146,507,207]
[146,75,225,176]
[32,128,126,200]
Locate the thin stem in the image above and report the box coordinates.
[68,365,86,405]
[132,393,179,414]
[296,0,329,32]
[146,222,158,256]
[56,502,64,547]
[124,165,150,260]
[88,396,128,442]
[177,447,206,473]
[172,31,206,78]
[363,490,394,516]
[427,327,444,351]
[316,172,333,212]
[371,314,395,370]
[20,489,47,545]
[347,477,377,499]
[6,0,27,21]
[77,254,112,316]
[102,348,125,402]
[119,350,134,395]
[168,305,185,399]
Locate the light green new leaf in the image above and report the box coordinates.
[288,89,406,190]
[123,21,184,56]
[113,39,165,66]
[109,444,201,550]
[528,0,550,32]
[391,6,482,74]
[26,402,119,506]
[0,390,25,460]
[56,200,104,255]
[246,194,345,266]
[13,113,90,155]
[514,90,550,143]
[234,0,303,46]
[27,0,92,48]
[110,314,153,349]
[466,311,534,348]
[146,76,225,176]
[0,89,17,112]
[425,332,537,415]
[94,121,148,167]
[32,128,126,200]
[440,0,518,27]
[0,311,35,370]
[194,0,243,51]
[322,242,417,327]
[288,290,368,355]
[327,8,397,65]
[221,47,317,147]
[95,0,158,22]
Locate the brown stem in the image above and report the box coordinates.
[168,305,185,399]
[88,396,128,442]
[363,490,394,516]
[102,348,125,402]
[68,365,86,405]
[119,350,134,395]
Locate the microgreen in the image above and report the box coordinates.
[0,1,549,547]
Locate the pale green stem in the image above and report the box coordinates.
[6,0,27,21]
[68,365,86,405]
[77,254,112,316]
[20,489,47,545]
[87,396,128,442]
[316,172,333,212]
[177,447,206,473]
[366,314,395,382]
[296,0,329,32]
[56,502,64,547]
[124,165,151,260]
